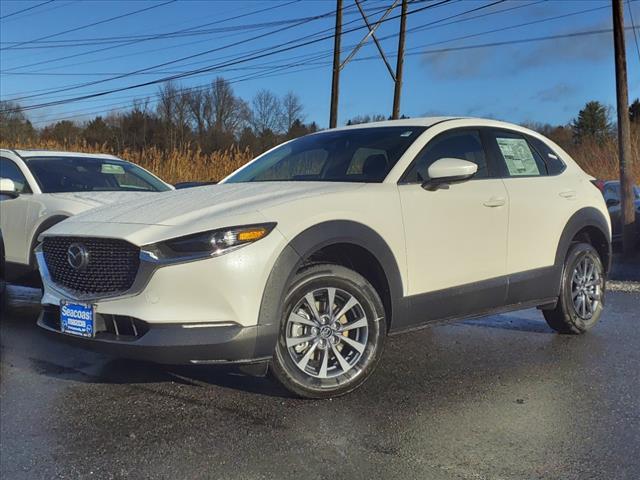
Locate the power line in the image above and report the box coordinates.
[17,5,604,122]
[5,0,597,106]
[0,2,386,50]
[1,0,78,24]
[3,0,177,51]
[1,1,391,100]
[7,0,535,81]
[0,0,308,53]
[3,0,451,109]
[3,0,539,80]
[26,25,636,126]
[0,0,54,20]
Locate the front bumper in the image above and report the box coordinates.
[35,228,289,364]
[37,306,276,364]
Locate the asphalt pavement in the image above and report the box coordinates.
[1,285,639,480]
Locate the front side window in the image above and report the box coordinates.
[401,129,488,184]
[23,157,171,193]
[491,131,547,177]
[224,127,426,183]
[0,157,31,193]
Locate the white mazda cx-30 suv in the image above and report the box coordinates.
[36,118,611,398]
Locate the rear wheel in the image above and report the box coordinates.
[543,242,605,334]
[270,264,386,399]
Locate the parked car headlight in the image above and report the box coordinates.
[141,223,276,264]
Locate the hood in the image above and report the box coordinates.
[64,182,363,226]
[46,191,157,208]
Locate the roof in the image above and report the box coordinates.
[334,116,457,130]
[2,148,121,160]
[330,116,537,134]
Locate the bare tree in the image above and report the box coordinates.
[185,88,210,142]
[280,91,305,132]
[209,77,249,135]
[157,81,191,149]
[251,89,282,134]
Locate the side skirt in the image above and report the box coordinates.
[389,296,558,336]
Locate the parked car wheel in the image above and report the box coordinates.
[271,264,386,399]
[543,243,605,334]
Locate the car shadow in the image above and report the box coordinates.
[461,314,555,334]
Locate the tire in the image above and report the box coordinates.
[270,264,386,399]
[543,242,605,334]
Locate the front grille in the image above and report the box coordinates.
[42,236,140,295]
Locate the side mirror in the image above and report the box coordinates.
[606,198,620,208]
[0,178,18,198]
[422,158,478,190]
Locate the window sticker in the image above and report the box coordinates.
[101,163,125,175]
[496,138,540,176]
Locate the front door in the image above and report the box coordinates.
[397,129,509,327]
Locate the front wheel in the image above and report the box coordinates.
[543,242,605,334]
[270,264,386,399]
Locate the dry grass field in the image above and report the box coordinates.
[2,131,639,184]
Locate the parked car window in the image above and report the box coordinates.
[224,127,426,183]
[0,157,32,193]
[604,182,640,202]
[23,157,171,193]
[401,130,488,184]
[492,131,547,177]
[528,136,566,175]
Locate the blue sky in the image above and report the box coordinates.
[1,0,639,128]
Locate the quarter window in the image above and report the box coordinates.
[0,157,31,193]
[492,131,547,177]
[528,137,566,175]
[402,130,488,183]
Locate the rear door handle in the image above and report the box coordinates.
[483,196,506,208]
[559,190,577,199]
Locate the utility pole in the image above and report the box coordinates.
[329,0,342,129]
[612,0,636,256]
[392,0,407,119]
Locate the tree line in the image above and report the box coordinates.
[0,77,319,154]
[0,78,639,158]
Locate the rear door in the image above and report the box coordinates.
[484,129,574,302]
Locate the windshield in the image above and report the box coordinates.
[24,157,170,193]
[224,126,426,183]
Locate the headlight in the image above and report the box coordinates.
[141,223,276,264]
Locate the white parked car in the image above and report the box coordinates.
[35,118,611,398]
[0,149,172,287]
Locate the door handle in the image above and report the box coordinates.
[559,190,577,199]
[483,196,506,207]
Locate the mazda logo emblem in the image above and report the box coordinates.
[67,243,89,271]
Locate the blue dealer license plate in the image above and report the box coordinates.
[60,302,95,337]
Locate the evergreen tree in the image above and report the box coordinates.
[629,98,640,123]
[571,101,612,142]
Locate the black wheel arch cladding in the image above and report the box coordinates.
[554,207,612,275]
[257,221,404,333]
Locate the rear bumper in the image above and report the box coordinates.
[37,306,276,365]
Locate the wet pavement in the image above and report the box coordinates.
[1,285,639,480]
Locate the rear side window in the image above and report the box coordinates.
[528,137,566,175]
[401,129,488,183]
[490,131,547,177]
[0,157,32,193]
